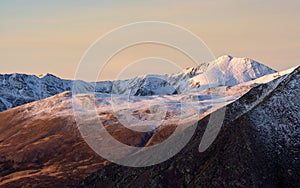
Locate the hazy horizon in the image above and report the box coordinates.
[1,0,299,81]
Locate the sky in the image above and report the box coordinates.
[1,0,299,81]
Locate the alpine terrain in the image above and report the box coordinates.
[0,56,299,187]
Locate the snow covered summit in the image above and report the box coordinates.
[189,55,276,89]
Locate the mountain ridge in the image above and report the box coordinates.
[0,56,276,112]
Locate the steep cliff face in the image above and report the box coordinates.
[78,68,299,188]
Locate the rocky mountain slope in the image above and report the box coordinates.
[0,56,275,112]
[0,63,298,187]
[79,67,300,188]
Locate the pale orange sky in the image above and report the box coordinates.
[1,0,299,81]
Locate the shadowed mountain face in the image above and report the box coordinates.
[0,66,298,187]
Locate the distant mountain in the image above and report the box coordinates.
[0,73,71,112]
[0,61,298,187]
[0,56,275,112]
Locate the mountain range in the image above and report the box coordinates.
[0,56,299,187]
[0,55,275,112]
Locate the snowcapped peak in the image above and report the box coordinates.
[183,55,272,78]
[215,56,253,67]
[189,56,276,90]
[215,56,276,73]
